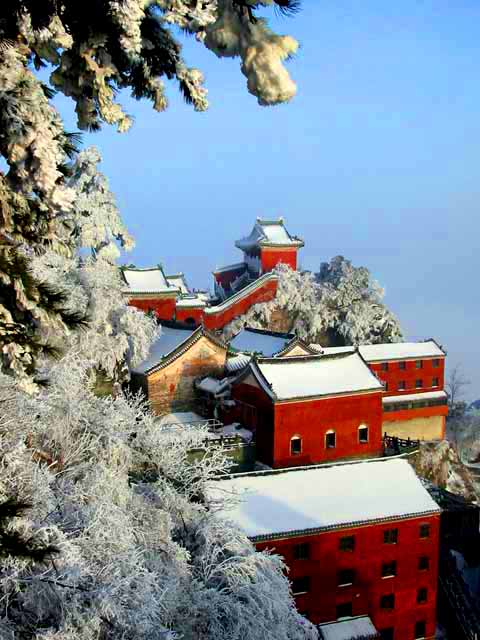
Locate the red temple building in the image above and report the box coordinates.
[210,458,441,639]
[230,350,384,468]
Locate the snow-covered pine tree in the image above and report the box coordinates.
[223,259,403,345]
[30,147,159,383]
[0,356,318,640]
[0,1,300,376]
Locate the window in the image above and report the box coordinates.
[399,361,406,370]
[414,621,426,639]
[339,536,355,552]
[415,379,423,389]
[415,360,423,369]
[381,561,397,578]
[291,577,310,595]
[380,594,395,610]
[294,543,310,560]
[325,430,336,449]
[432,377,439,387]
[358,425,369,443]
[417,588,428,604]
[384,528,398,544]
[419,524,430,539]
[432,359,440,368]
[337,569,355,586]
[336,602,353,619]
[381,362,389,371]
[418,556,430,571]
[380,629,394,640]
[398,380,406,390]
[290,436,302,456]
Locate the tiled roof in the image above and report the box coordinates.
[235,217,304,251]
[229,326,294,357]
[359,340,445,362]
[208,458,440,541]
[122,266,177,294]
[244,351,383,401]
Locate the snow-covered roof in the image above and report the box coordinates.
[248,352,383,401]
[319,345,356,356]
[132,326,196,373]
[235,218,304,251]
[359,340,445,362]
[318,616,379,640]
[175,295,206,308]
[196,376,232,395]
[166,273,190,294]
[213,262,247,275]
[209,458,440,540]
[225,353,252,374]
[158,411,205,425]
[122,266,177,294]
[383,390,448,405]
[204,272,278,315]
[229,327,294,357]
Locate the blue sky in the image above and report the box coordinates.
[53,1,479,399]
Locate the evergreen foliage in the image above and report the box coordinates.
[223,259,403,345]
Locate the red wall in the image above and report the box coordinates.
[175,306,204,325]
[204,278,278,331]
[256,513,440,639]
[273,392,384,468]
[128,296,176,321]
[369,357,445,397]
[260,247,298,272]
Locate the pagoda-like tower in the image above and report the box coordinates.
[235,217,304,276]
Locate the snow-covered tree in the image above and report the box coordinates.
[30,147,158,382]
[223,259,403,345]
[0,1,301,376]
[0,356,318,640]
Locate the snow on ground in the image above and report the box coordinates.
[209,458,440,539]
[158,411,205,425]
[254,352,383,400]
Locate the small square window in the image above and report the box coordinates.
[380,594,395,610]
[415,379,423,389]
[336,602,353,619]
[291,576,310,595]
[380,629,394,640]
[326,431,336,448]
[399,361,406,370]
[398,380,406,390]
[294,543,310,560]
[337,569,355,586]
[381,561,397,578]
[290,437,302,455]
[339,536,355,552]
[432,359,440,368]
[432,377,439,387]
[414,621,426,639]
[418,556,429,571]
[381,362,389,371]
[415,360,423,369]
[384,528,398,544]
[358,426,369,443]
[417,588,428,604]
[419,524,430,539]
